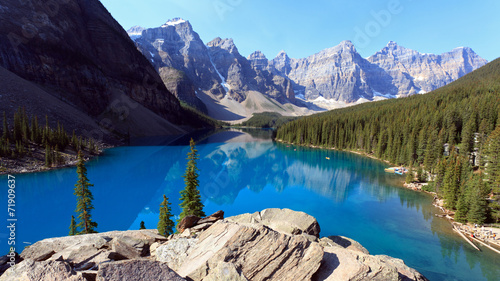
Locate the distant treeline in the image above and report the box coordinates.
[240,112,297,128]
[1,107,98,167]
[276,58,500,224]
[180,102,228,128]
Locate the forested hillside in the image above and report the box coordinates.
[240,112,297,128]
[276,58,500,224]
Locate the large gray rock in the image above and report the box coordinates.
[176,220,324,281]
[227,208,321,237]
[313,246,428,281]
[7,211,428,281]
[21,230,164,268]
[155,238,198,271]
[96,260,185,281]
[177,215,201,232]
[203,261,248,281]
[109,235,148,260]
[0,259,85,281]
[319,236,369,254]
[197,210,224,224]
[49,243,105,266]
[21,233,110,261]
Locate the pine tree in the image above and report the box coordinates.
[443,157,460,209]
[2,111,10,142]
[179,139,205,221]
[406,166,414,184]
[45,144,52,167]
[21,109,29,142]
[455,182,469,223]
[416,165,426,182]
[461,115,477,157]
[13,108,22,142]
[139,221,146,230]
[485,125,500,192]
[157,195,174,237]
[434,159,446,194]
[69,215,77,236]
[423,129,438,172]
[74,151,98,234]
[467,174,488,225]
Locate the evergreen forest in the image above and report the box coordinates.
[276,58,500,224]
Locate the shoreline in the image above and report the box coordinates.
[275,138,500,253]
[275,138,393,165]
[0,142,114,176]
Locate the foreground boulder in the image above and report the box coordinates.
[96,260,185,281]
[177,210,225,233]
[0,259,85,281]
[175,220,324,281]
[1,209,428,281]
[227,208,321,237]
[314,246,427,281]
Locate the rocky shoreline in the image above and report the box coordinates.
[0,208,428,281]
[0,142,113,176]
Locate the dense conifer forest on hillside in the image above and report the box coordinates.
[276,58,500,224]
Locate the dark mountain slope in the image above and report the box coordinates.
[0,0,206,139]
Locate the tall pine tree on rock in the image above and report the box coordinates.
[157,195,175,237]
[179,138,205,221]
[74,151,98,234]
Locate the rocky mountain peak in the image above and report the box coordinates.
[372,41,419,60]
[275,50,289,59]
[207,37,239,55]
[385,40,399,49]
[127,25,145,36]
[338,40,356,52]
[450,46,475,55]
[248,50,267,60]
[127,25,146,41]
[367,42,487,97]
[248,51,268,71]
[340,40,355,47]
[319,40,358,59]
[161,17,188,28]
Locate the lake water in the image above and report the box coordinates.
[0,129,499,280]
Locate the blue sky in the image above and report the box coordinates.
[101,0,499,61]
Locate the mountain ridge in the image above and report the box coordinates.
[127,18,487,121]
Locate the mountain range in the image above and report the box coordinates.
[128,18,487,121]
[0,1,489,136]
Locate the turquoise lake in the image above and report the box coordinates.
[1,129,499,280]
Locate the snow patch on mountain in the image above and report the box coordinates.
[161,18,186,27]
[207,46,229,92]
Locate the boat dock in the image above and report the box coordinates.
[453,225,480,251]
[453,223,500,254]
[384,167,407,175]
